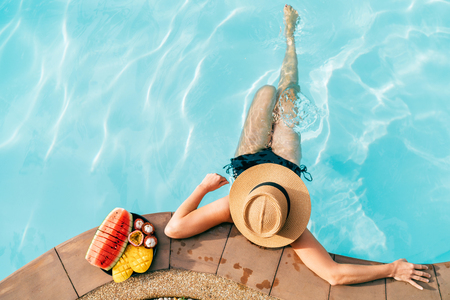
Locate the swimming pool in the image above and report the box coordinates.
[1,0,449,282]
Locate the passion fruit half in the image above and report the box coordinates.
[128,230,144,247]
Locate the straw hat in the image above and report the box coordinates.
[229,163,311,248]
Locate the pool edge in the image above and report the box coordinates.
[0,212,448,300]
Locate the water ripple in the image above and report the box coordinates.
[0,19,14,37]
[0,61,47,149]
[181,56,206,115]
[143,49,171,109]
[91,108,110,172]
[206,7,246,44]
[45,86,71,160]
[0,19,21,51]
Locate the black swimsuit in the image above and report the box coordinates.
[224,148,312,181]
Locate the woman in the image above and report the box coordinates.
[165,4,431,290]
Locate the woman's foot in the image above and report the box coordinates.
[284,4,299,38]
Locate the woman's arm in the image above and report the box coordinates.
[164,173,233,239]
[291,229,431,290]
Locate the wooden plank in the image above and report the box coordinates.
[216,225,283,295]
[434,262,450,300]
[142,212,171,271]
[0,248,78,300]
[55,227,112,297]
[329,255,385,300]
[386,264,440,300]
[270,246,331,300]
[170,223,231,274]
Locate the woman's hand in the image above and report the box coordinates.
[199,173,229,193]
[391,258,431,290]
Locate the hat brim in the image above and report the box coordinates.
[229,163,311,248]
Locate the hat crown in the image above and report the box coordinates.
[243,185,288,238]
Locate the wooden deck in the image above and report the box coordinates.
[0,211,449,300]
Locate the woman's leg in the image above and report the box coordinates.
[271,5,302,166]
[271,5,431,290]
[234,85,277,157]
[277,5,300,96]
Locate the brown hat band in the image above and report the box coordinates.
[249,182,291,218]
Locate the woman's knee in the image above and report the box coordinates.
[257,84,276,95]
[252,85,277,109]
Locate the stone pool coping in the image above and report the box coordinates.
[0,211,449,300]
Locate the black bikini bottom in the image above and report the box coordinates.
[224,148,312,181]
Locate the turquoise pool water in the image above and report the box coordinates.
[1,0,449,281]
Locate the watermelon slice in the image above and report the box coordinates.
[101,219,132,236]
[94,230,124,245]
[86,250,116,270]
[98,225,129,240]
[104,208,130,224]
[89,239,125,257]
[93,235,125,251]
[85,208,133,270]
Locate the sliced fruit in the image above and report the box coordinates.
[98,226,129,240]
[128,230,144,247]
[101,219,133,236]
[89,240,123,257]
[104,208,132,225]
[94,230,124,245]
[128,245,154,273]
[85,208,132,270]
[88,232,125,260]
[86,249,117,271]
[112,244,134,283]
[92,235,125,251]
